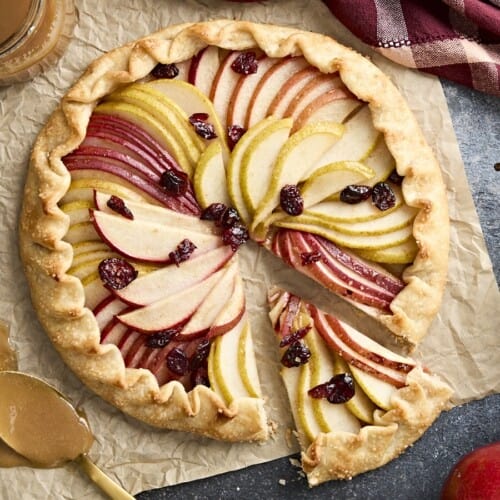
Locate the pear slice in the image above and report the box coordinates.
[357,238,419,264]
[226,116,280,224]
[314,105,379,167]
[299,161,375,208]
[305,328,361,434]
[237,322,261,398]
[333,355,376,424]
[349,364,398,411]
[144,79,229,153]
[251,121,344,237]
[193,141,231,208]
[95,101,194,176]
[274,218,414,250]
[240,117,294,214]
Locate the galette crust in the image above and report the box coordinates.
[19,20,449,442]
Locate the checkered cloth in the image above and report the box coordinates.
[322,0,500,96]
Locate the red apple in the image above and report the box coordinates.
[441,442,500,500]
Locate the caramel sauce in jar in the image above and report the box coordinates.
[0,0,76,85]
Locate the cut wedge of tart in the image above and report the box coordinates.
[19,20,450,478]
[268,287,452,485]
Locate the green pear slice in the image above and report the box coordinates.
[95,101,194,176]
[65,221,99,244]
[240,117,293,213]
[251,121,344,236]
[300,161,375,208]
[193,141,231,208]
[274,218,414,250]
[333,355,376,424]
[357,238,419,264]
[362,135,396,186]
[306,329,361,434]
[226,116,280,224]
[238,322,262,398]
[143,79,228,152]
[296,361,324,443]
[349,364,398,411]
[314,105,379,167]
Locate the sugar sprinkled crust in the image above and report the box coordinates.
[19,20,449,444]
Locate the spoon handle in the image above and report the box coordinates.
[77,454,135,499]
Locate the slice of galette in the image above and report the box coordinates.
[20,20,448,445]
[268,287,452,486]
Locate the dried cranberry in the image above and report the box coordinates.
[189,114,217,140]
[308,373,355,404]
[200,203,227,222]
[151,63,179,79]
[340,185,372,204]
[281,341,311,368]
[279,325,311,348]
[300,251,322,266]
[222,223,249,251]
[160,169,189,196]
[280,185,304,216]
[98,258,137,290]
[145,329,178,348]
[227,125,246,149]
[372,182,396,211]
[167,347,189,375]
[169,239,197,266]
[387,169,404,185]
[106,195,133,220]
[220,207,241,228]
[231,52,258,75]
[189,339,211,371]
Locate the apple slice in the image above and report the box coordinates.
[84,279,113,311]
[333,355,376,424]
[299,161,375,208]
[90,209,222,263]
[144,79,228,151]
[93,295,129,331]
[240,117,294,214]
[112,246,234,306]
[293,90,362,131]
[246,56,310,128]
[117,266,226,332]
[251,121,344,237]
[176,259,239,340]
[305,327,361,435]
[314,105,380,167]
[93,191,214,234]
[193,141,231,208]
[227,56,280,129]
[188,46,222,96]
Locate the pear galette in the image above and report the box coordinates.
[19,20,451,482]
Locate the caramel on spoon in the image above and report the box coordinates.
[0,371,134,499]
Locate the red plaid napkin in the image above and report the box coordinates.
[322,0,500,96]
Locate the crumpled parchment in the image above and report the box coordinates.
[0,0,498,497]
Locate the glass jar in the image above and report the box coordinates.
[0,0,76,85]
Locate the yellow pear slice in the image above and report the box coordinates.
[333,355,376,424]
[357,238,419,264]
[251,121,344,236]
[240,117,293,213]
[296,361,323,444]
[274,219,414,250]
[300,161,375,208]
[349,364,398,411]
[95,101,194,176]
[238,322,262,398]
[227,116,279,224]
[315,105,379,167]
[305,328,361,434]
[194,141,231,208]
[143,79,228,152]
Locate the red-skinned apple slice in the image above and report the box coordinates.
[93,295,130,331]
[188,46,221,96]
[245,56,310,128]
[178,259,239,340]
[111,246,234,306]
[117,266,226,332]
[208,272,246,338]
[309,305,408,387]
[90,209,222,264]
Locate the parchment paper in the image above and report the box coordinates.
[0,0,498,497]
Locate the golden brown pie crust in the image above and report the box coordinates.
[19,20,450,464]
